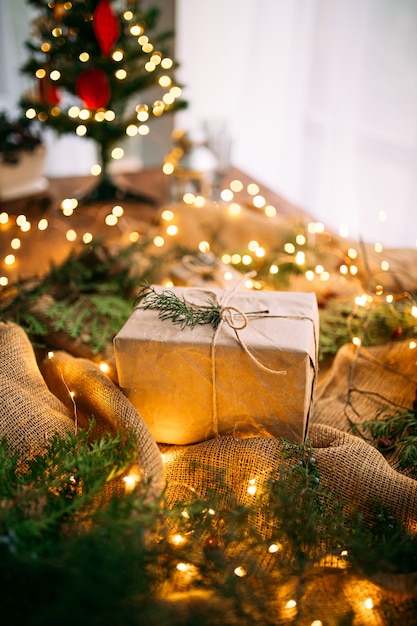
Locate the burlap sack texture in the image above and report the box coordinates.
[0,321,164,499]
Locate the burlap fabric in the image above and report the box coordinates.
[0,321,163,498]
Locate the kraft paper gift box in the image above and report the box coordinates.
[114,286,319,445]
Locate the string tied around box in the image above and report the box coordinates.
[135,273,288,437]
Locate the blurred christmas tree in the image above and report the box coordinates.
[19,0,187,201]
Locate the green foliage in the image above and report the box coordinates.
[318,295,417,359]
[0,430,415,624]
[353,406,417,478]
[136,282,223,330]
[0,240,157,354]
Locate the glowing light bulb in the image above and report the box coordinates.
[233,566,247,577]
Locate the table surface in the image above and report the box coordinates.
[0,166,310,285]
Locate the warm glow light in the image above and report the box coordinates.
[230,179,243,192]
[161,209,174,221]
[247,478,257,496]
[284,243,295,254]
[25,108,37,120]
[83,232,93,244]
[104,110,116,121]
[166,225,178,236]
[412,306,417,318]
[79,52,89,62]
[296,234,306,245]
[228,203,242,216]
[268,543,281,553]
[38,218,48,231]
[255,247,265,258]
[76,125,87,136]
[153,236,165,247]
[409,341,417,349]
[79,109,91,120]
[112,205,124,217]
[20,221,31,233]
[364,598,374,609]
[138,125,150,135]
[305,270,315,281]
[68,106,80,118]
[347,248,357,259]
[194,195,206,207]
[130,24,143,36]
[35,68,46,79]
[339,264,348,275]
[375,242,383,253]
[247,183,259,195]
[270,264,279,275]
[285,600,297,609]
[381,261,390,271]
[4,254,15,266]
[0,277,8,286]
[11,238,21,250]
[112,50,124,62]
[233,566,247,578]
[352,336,361,346]
[242,255,252,265]
[220,189,233,202]
[183,193,196,205]
[162,162,174,175]
[170,534,186,546]
[264,205,276,217]
[66,229,77,242]
[126,124,138,137]
[99,362,110,374]
[115,68,127,80]
[16,215,26,226]
[105,214,118,226]
[221,254,232,264]
[129,231,140,243]
[91,164,102,176]
[253,195,265,208]
[123,468,141,493]
[161,57,173,69]
[231,254,241,264]
[111,147,124,160]
[295,251,305,265]
[198,241,210,253]
[248,240,259,251]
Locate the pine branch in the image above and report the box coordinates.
[136,283,223,330]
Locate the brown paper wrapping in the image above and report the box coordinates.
[114,287,318,445]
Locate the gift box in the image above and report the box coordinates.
[114,286,319,445]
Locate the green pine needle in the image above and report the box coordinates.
[136,283,223,330]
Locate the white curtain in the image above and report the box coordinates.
[175,0,417,248]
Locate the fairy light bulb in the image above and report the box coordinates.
[247,478,257,495]
[364,598,374,609]
[170,534,186,546]
[153,236,164,248]
[285,600,297,609]
[99,362,110,374]
[233,566,247,577]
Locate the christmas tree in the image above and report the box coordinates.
[19,0,187,200]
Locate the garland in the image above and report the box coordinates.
[1,427,416,624]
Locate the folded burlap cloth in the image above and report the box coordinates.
[0,321,164,499]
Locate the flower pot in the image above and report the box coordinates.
[0,145,49,201]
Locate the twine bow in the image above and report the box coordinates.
[187,272,287,436]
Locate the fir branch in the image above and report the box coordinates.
[353,406,417,477]
[136,283,222,330]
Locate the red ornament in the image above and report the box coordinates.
[93,0,120,56]
[75,68,111,109]
[391,327,403,340]
[38,76,61,106]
